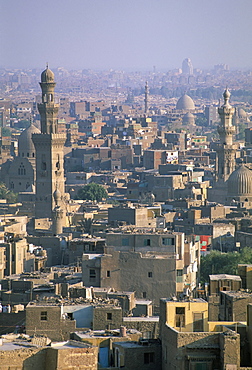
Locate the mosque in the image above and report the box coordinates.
[209,89,252,208]
[1,122,40,193]
[1,66,69,234]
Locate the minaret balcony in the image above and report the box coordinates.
[217,126,235,135]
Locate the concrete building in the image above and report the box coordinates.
[182,58,193,75]
[219,290,252,322]
[159,297,241,369]
[73,328,142,368]
[209,274,242,295]
[113,339,162,369]
[82,231,200,311]
[108,204,162,228]
[238,264,252,290]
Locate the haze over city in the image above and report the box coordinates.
[1,0,252,71]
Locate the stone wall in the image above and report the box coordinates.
[93,306,122,330]
[208,294,220,321]
[26,304,76,341]
[0,311,25,334]
[0,343,98,370]
[219,331,240,369]
[123,318,159,339]
[0,347,46,370]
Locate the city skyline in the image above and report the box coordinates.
[1,0,252,71]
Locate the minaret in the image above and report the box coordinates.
[216,88,236,182]
[144,81,148,115]
[52,188,64,235]
[32,66,66,220]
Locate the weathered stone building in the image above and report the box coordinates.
[82,231,200,311]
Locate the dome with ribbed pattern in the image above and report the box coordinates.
[176,94,195,111]
[227,165,252,196]
[41,66,54,83]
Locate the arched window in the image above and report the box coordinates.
[41,154,47,170]
[18,163,25,176]
[56,154,60,170]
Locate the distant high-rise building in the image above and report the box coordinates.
[182,58,193,75]
[144,81,148,115]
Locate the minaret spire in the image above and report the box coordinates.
[32,66,67,224]
[216,88,236,182]
[37,66,58,134]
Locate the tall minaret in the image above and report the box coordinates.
[144,81,148,115]
[32,66,66,221]
[216,88,236,182]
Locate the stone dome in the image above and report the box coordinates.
[227,165,252,196]
[176,94,195,111]
[182,112,195,124]
[41,66,54,83]
[238,108,247,118]
[18,123,40,158]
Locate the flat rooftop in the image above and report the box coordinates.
[209,274,241,281]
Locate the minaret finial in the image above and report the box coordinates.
[46,62,48,69]
[223,87,231,106]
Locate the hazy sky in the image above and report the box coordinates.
[1,0,252,71]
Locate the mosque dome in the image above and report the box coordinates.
[238,108,247,118]
[41,66,54,83]
[18,123,40,158]
[182,112,195,125]
[176,94,195,111]
[227,165,252,196]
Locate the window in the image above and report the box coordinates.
[107,312,112,320]
[41,154,47,170]
[175,307,185,327]
[144,239,151,246]
[144,352,154,364]
[40,311,47,321]
[143,292,147,298]
[148,272,152,278]
[107,270,111,278]
[162,238,174,246]
[89,269,96,281]
[18,163,26,176]
[176,269,183,283]
[193,312,204,332]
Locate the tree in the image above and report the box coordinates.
[76,183,108,202]
[200,248,252,283]
[1,127,11,137]
[195,116,207,127]
[0,182,18,203]
[77,218,93,234]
